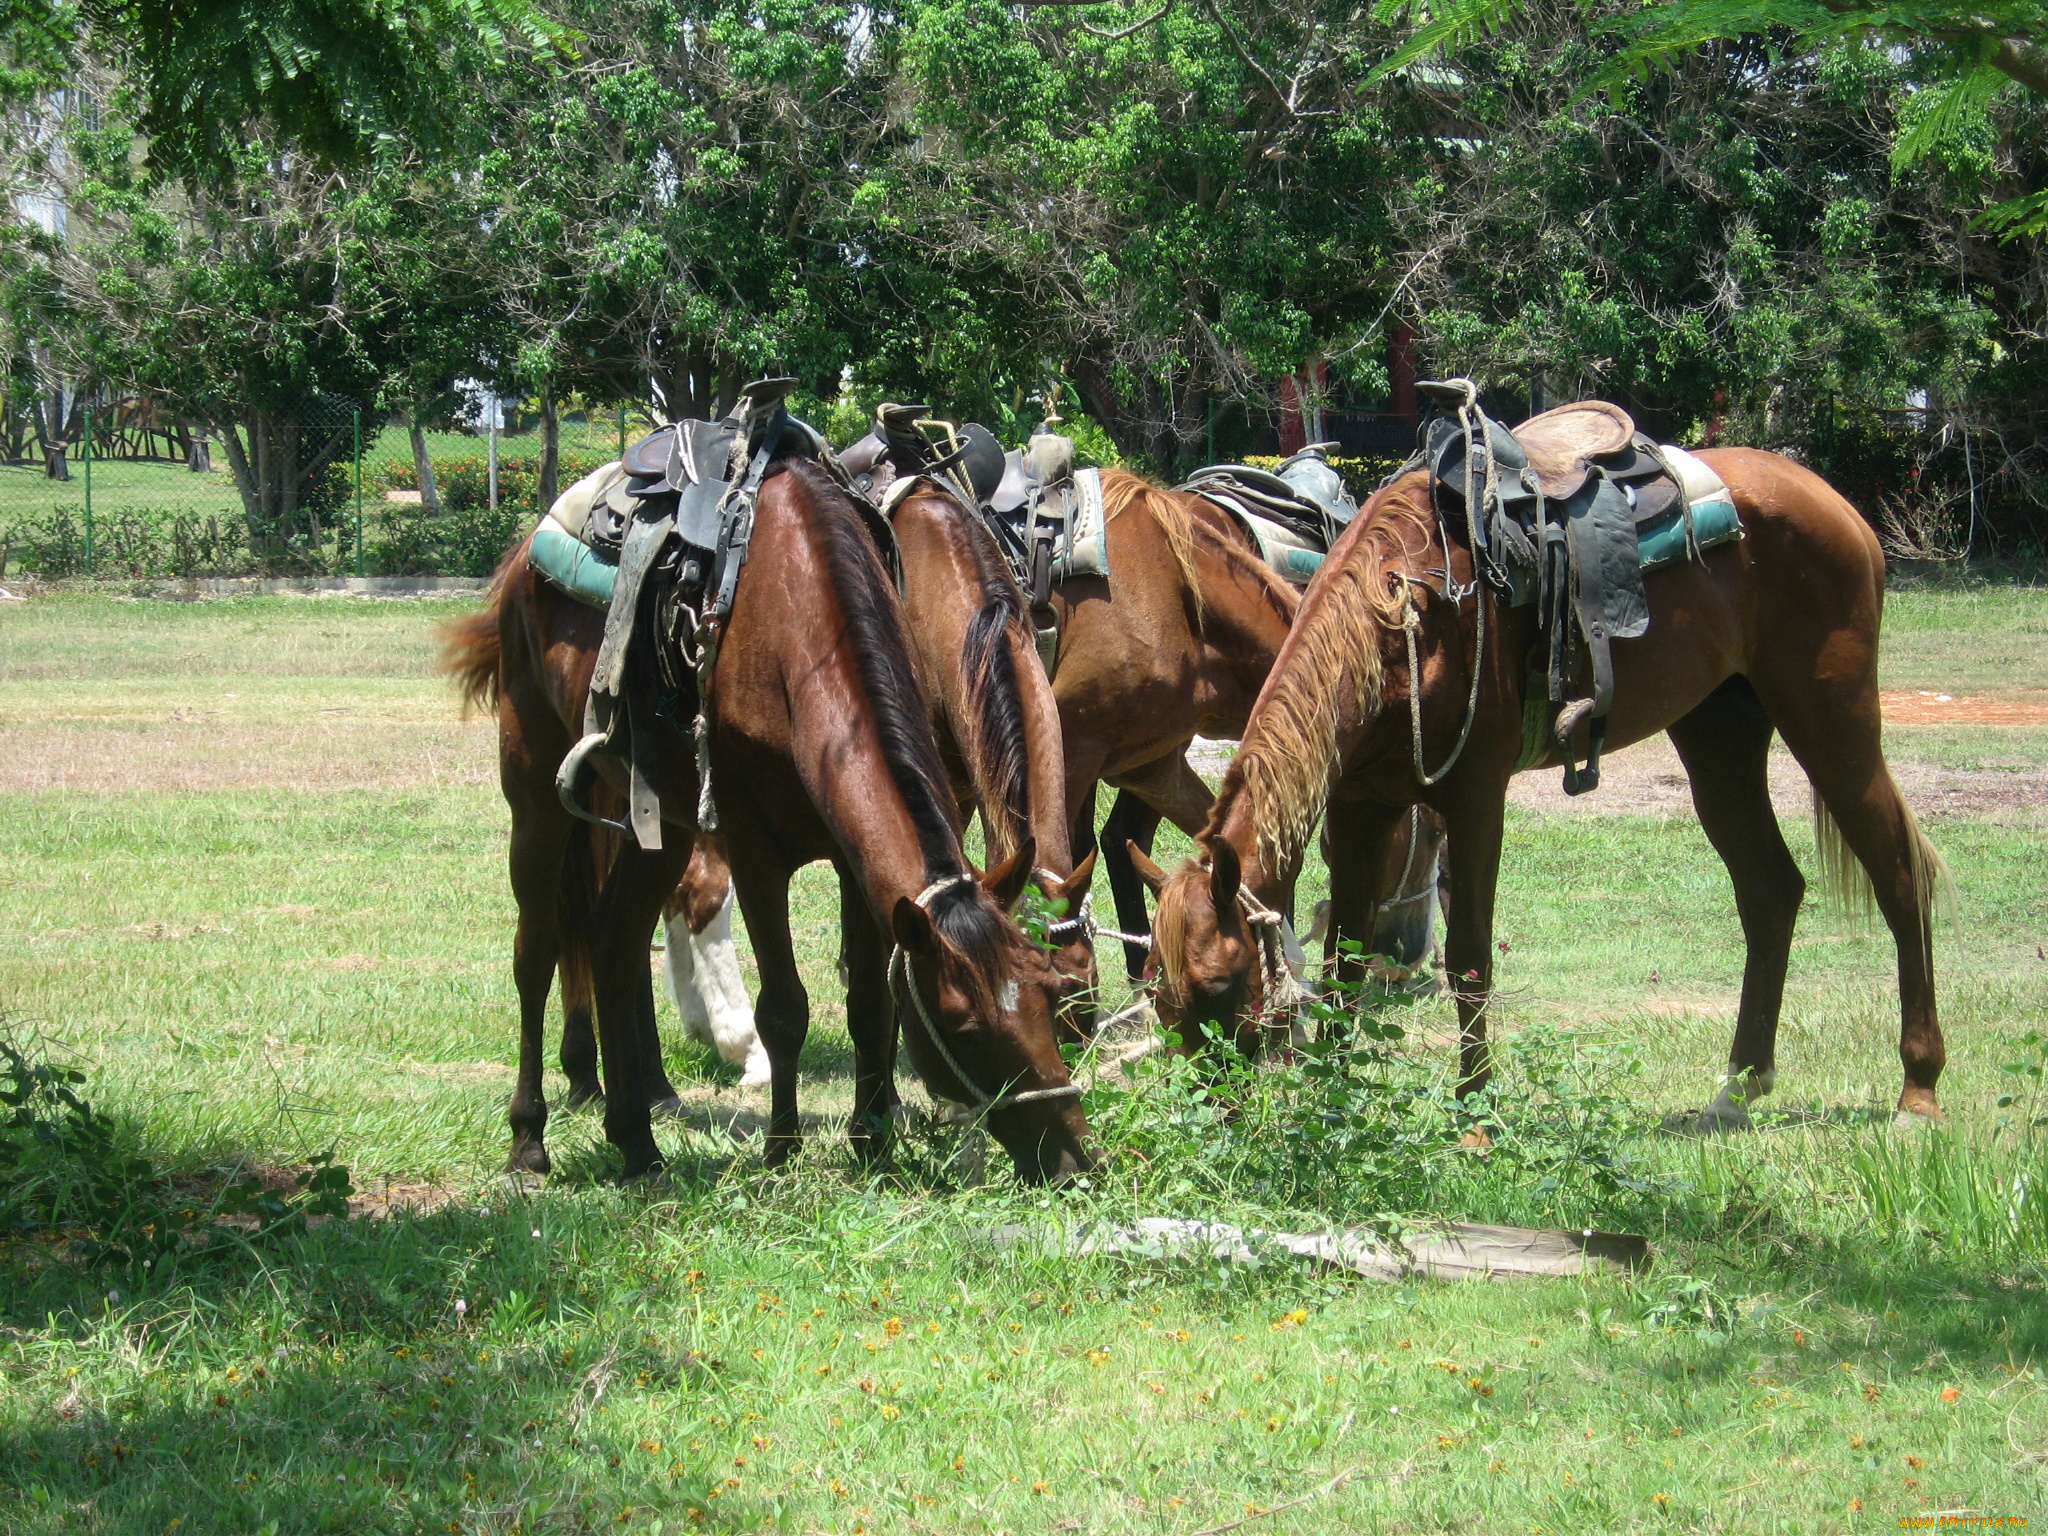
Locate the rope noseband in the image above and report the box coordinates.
[888,876,1083,1113]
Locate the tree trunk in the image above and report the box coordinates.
[410,419,441,514]
[538,388,560,511]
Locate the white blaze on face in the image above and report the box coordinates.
[998,979,1020,1013]
[663,889,770,1087]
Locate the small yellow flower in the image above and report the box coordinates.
[884,1317,904,1338]
[1652,1492,1670,1508]
[1086,1348,1111,1367]
[952,1455,965,1473]
[878,1404,901,1421]
[1031,1482,1049,1496]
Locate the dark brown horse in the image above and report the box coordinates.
[1136,448,1952,1130]
[454,457,1090,1179]
[885,480,1099,1037]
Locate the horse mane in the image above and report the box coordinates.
[1210,470,1438,871]
[1099,469,1297,634]
[779,459,1017,1018]
[932,490,1033,864]
[438,533,528,714]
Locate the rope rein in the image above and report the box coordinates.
[1403,383,1490,787]
[1375,805,1438,916]
[887,877,1083,1113]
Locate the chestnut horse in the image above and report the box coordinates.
[1051,469,1443,984]
[1135,450,1952,1131]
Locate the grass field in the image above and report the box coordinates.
[2,582,2046,1533]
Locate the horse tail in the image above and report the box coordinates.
[438,539,524,714]
[1811,775,1957,934]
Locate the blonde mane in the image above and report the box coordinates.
[1099,468,1301,635]
[1217,472,1439,871]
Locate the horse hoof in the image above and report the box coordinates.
[507,1142,551,1177]
[738,1056,772,1089]
[618,1157,667,1184]
[562,1086,603,1112]
[763,1136,801,1169]
[1458,1127,1492,1151]
[1691,1104,1754,1136]
[650,1095,686,1119]
[1891,1108,1944,1133]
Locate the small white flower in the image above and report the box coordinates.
[454,1299,467,1316]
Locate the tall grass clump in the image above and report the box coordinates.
[1079,948,1676,1235]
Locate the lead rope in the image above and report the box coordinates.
[1404,385,1492,787]
[1234,884,1311,1034]
[888,876,1083,1112]
[1375,805,1437,917]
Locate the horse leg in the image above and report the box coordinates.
[556,822,603,1108]
[1099,789,1165,980]
[506,811,572,1174]
[1667,678,1805,1131]
[1323,795,1407,982]
[589,841,686,1179]
[838,860,900,1163]
[664,835,769,1085]
[1771,699,1948,1123]
[725,839,807,1166]
[1439,788,1506,1102]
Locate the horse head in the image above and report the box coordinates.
[1128,837,1274,1056]
[890,838,1093,1183]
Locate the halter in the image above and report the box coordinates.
[1032,868,1151,951]
[888,876,1083,1113]
[1234,883,1312,1027]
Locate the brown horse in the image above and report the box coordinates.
[449,459,1089,1179]
[885,480,1100,1036]
[1135,449,1952,1130]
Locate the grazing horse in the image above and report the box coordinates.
[886,481,1100,1038]
[1049,471,1298,973]
[1135,449,1952,1130]
[564,456,1087,1178]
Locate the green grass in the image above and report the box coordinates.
[2,587,2047,1533]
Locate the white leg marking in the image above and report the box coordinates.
[689,893,770,1087]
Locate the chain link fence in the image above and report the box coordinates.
[0,389,648,582]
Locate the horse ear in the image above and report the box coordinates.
[1055,848,1098,908]
[980,837,1036,913]
[1206,837,1241,913]
[892,897,936,953]
[1126,841,1168,895]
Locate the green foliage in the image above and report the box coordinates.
[1,1034,353,1273]
[1086,951,1668,1231]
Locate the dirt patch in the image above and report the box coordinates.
[1879,691,2048,725]
[1508,735,2046,821]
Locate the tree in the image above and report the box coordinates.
[1373,0,2048,232]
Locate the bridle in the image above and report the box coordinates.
[888,875,1083,1113]
[1375,805,1440,919]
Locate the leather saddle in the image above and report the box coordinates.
[1418,379,1681,795]
[1179,443,1358,563]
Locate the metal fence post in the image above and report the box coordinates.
[352,407,365,576]
[81,404,93,575]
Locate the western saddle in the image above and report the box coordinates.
[1416,379,1714,795]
